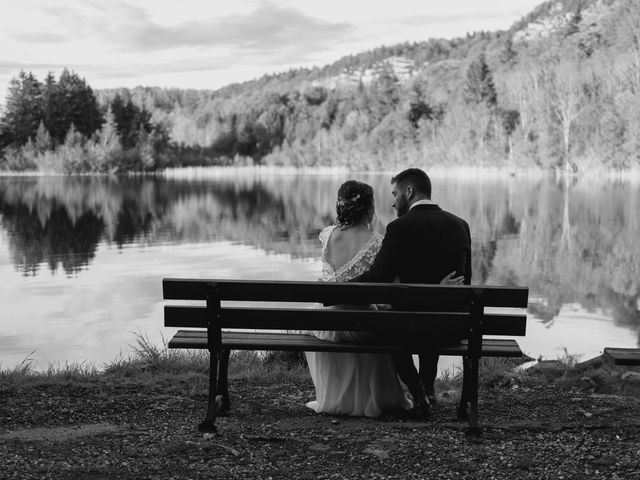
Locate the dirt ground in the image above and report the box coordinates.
[2,370,640,479]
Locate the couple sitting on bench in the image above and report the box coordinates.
[163,167,527,434]
[304,168,470,419]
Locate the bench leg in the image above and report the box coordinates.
[457,356,471,421]
[465,356,481,441]
[217,349,231,413]
[199,350,224,433]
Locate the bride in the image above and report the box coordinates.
[305,180,460,417]
[305,180,409,417]
[306,180,455,417]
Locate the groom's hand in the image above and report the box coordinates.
[375,304,392,311]
[440,271,464,285]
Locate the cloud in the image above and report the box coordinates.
[38,1,353,62]
[11,32,69,44]
[123,3,353,53]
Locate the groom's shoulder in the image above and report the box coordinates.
[442,208,469,224]
[385,215,404,229]
[440,208,471,234]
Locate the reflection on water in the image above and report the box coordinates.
[0,173,638,369]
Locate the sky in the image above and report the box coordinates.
[0,0,543,99]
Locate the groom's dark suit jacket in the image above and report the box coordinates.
[352,203,471,391]
[353,204,472,288]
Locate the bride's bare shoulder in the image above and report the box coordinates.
[327,226,347,246]
[319,225,337,244]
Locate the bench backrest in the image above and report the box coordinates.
[163,279,528,344]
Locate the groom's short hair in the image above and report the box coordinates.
[391,168,432,198]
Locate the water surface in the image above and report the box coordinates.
[0,172,638,371]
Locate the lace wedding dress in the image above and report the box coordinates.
[305,225,412,417]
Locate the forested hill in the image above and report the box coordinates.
[2,0,640,173]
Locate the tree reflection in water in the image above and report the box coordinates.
[0,173,638,339]
[0,194,104,276]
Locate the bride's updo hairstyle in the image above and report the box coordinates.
[335,180,374,229]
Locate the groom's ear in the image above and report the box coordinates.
[406,185,413,199]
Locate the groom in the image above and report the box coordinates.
[352,168,472,415]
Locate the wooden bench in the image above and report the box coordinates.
[163,279,529,436]
[604,348,640,365]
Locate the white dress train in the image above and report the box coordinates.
[305,225,412,417]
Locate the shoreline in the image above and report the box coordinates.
[1,164,640,181]
[1,342,635,388]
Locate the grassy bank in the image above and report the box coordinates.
[0,332,529,396]
[2,333,637,396]
[0,334,310,389]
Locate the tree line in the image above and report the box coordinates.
[1,0,639,173]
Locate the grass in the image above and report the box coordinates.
[2,333,636,396]
[432,356,534,393]
[0,332,308,390]
[519,355,640,393]
[102,332,309,384]
[104,332,210,377]
[0,350,101,387]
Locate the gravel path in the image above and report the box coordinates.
[2,371,640,479]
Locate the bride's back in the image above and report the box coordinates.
[325,226,374,273]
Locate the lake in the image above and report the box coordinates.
[0,170,639,374]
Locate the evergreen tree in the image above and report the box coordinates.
[41,72,65,144]
[111,95,153,149]
[303,86,327,106]
[55,69,103,141]
[463,54,498,108]
[408,101,435,129]
[97,107,121,150]
[0,71,43,147]
[407,79,436,129]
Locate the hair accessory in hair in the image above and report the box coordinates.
[337,194,360,207]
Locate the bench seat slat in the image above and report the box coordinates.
[168,330,524,357]
[163,279,529,308]
[164,306,526,336]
